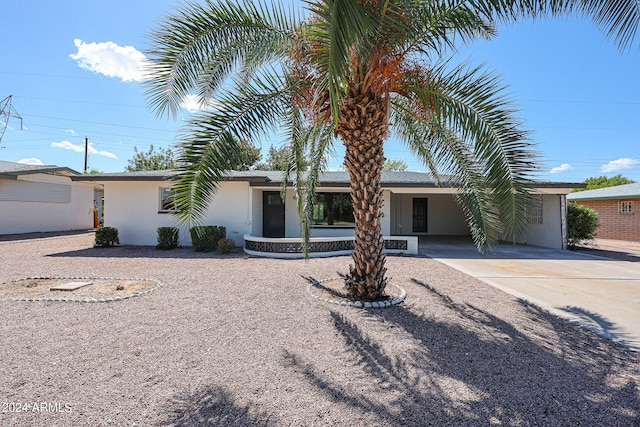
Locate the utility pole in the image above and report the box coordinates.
[84,137,89,173]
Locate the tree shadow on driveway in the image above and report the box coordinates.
[283,278,640,426]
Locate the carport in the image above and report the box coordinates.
[419,236,640,351]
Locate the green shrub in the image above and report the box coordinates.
[190,225,226,252]
[95,226,119,247]
[217,238,235,254]
[567,203,599,249]
[156,227,179,250]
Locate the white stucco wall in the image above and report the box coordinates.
[251,188,263,236]
[518,194,564,249]
[0,175,95,235]
[104,181,252,246]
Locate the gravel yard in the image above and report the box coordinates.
[0,232,638,426]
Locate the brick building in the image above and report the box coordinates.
[567,183,640,242]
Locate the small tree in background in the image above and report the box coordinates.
[255,145,308,171]
[233,139,262,171]
[567,203,599,249]
[126,144,176,171]
[573,174,635,192]
[383,159,408,172]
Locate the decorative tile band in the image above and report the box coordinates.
[245,238,407,254]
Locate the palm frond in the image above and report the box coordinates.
[472,0,640,51]
[295,124,335,255]
[401,0,497,56]
[171,70,292,226]
[144,0,298,119]
[391,97,502,249]
[406,61,537,238]
[304,0,377,120]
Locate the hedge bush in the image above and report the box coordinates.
[95,226,119,247]
[190,225,226,252]
[567,203,599,249]
[217,238,235,254]
[156,227,179,250]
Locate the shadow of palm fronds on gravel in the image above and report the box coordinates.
[303,275,351,299]
[163,385,273,427]
[283,278,640,426]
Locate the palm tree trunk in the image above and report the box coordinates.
[336,86,389,300]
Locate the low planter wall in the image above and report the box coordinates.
[243,234,418,259]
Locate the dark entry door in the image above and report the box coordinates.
[412,198,428,232]
[263,191,285,238]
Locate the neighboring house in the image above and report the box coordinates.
[0,160,102,235]
[568,183,640,242]
[74,170,580,257]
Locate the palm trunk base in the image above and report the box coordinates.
[345,263,389,301]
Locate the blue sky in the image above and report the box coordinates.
[1,1,639,183]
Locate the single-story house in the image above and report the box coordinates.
[73,170,580,257]
[567,183,640,242]
[0,160,102,235]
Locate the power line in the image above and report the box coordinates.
[21,113,178,134]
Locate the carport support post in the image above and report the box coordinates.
[561,195,567,250]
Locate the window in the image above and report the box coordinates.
[619,201,635,214]
[159,187,176,212]
[313,193,355,227]
[526,194,543,225]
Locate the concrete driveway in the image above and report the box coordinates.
[421,238,640,351]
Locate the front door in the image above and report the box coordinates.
[412,198,428,233]
[263,191,285,238]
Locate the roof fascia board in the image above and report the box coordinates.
[569,194,640,201]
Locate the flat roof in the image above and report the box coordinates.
[0,160,80,179]
[71,169,584,192]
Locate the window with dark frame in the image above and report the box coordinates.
[313,192,355,227]
[160,187,176,212]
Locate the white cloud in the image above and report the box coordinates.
[98,150,118,159]
[51,140,84,152]
[18,158,44,165]
[600,157,640,173]
[180,94,218,113]
[51,140,118,159]
[66,129,78,136]
[69,39,150,82]
[550,163,573,174]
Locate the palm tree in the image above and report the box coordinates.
[144,0,639,301]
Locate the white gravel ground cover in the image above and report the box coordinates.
[0,232,638,426]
